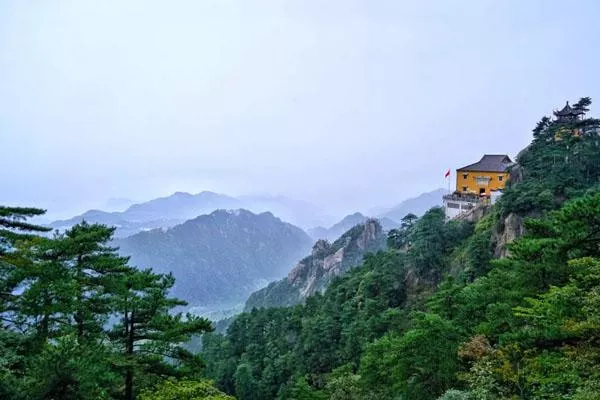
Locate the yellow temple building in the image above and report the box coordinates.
[444,154,514,219]
[455,154,513,196]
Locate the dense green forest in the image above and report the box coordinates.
[0,213,231,399]
[201,98,600,399]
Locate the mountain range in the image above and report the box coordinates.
[376,188,446,221]
[114,209,313,308]
[48,188,447,314]
[305,189,446,241]
[307,212,398,241]
[50,191,333,237]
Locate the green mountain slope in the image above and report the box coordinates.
[115,209,313,308]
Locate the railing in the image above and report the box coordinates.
[442,193,481,202]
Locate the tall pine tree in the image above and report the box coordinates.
[110,269,213,400]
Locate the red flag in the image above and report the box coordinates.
[444,169,450,178]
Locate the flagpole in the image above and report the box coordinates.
[445,168,452,194]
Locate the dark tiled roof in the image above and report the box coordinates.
[554,101,585,117]
[457,154,514,172]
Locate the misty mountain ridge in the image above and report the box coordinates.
[49,188,447,238]
[115,208,313,309]
[49,191,332,237]
[104,197,135,212]
[376,188,446,221]
[308,212,399,241]
[307,188,446,242]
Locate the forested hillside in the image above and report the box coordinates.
[116,209,313,308]
[202,98,600,399]
[0,212,231,399]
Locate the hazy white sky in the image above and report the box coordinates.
[1,0,599,218]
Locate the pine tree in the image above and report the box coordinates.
[60,222,132,339]
[0,206,50,310]
[11,235,72,341]
[109,269,213,400]
[0,206,51,398]
[0,206,50,254]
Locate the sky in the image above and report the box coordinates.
[1,0,600,219]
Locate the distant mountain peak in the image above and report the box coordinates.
[348,211,365,218]
[50,191,333,237]
[172,191,193,197]
[116,208,313,307]
[377,188,446,222]
[307,211,394,241]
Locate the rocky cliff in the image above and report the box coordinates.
[244,219,386,310]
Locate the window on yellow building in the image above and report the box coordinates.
[498,175,503,182]
[462,186,467,192]
[462,173,468,179]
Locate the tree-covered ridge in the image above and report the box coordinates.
[202,207,474,399]
[115,209,313,307]
[499,97,600,216]
[202,98,600,399]
[0,215,228,399]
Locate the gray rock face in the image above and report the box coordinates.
[456,204,491,223]
[494,212,525,258]
[288,219,385,298]
[244,219,386,310]
[509,163,524,186]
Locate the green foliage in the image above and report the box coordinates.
[26,335,118,400]
[324,368,370,400]
[437,389,474,400]
[278,376,326,400]
[499,100,600,216]
[0,206,50,254]
[109,268,213,399]
[234,363,260,400]
[139,379,234,400]
[387,212,419,249]
[203,209,473,399]
[0,212,213,400]
[202,251,408,399]
[408,207,473,280]
[360,313,464,400]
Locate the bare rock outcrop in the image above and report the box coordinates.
[493,212,525,258]
[288,219,386,298]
